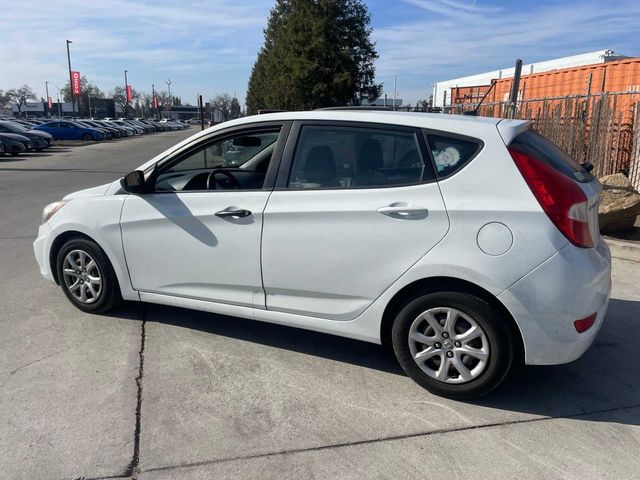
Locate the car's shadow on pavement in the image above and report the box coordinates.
[112,296,640,423]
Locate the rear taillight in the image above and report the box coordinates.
[508,147,594,248]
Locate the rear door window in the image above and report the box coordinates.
[288,125,432,189]
[427,134,482,178]
[509,129,592,183]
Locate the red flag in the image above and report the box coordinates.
[152,95,158,109]
[71,71,81,95]
[47,97,53,109]
[126,85,133,102]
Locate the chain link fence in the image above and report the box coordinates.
[439,92,640,189]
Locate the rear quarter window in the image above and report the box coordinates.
[427,134,483,178]
[509,129,592,183]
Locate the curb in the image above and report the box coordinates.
[54,140,100,147]
[605,237,640,263]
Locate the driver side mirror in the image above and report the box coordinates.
[120,170,150,194]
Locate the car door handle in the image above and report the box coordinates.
[376,204,428,216]
[215,208,252,218]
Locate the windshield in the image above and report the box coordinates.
[206,134,278,169]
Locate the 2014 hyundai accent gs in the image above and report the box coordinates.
[33,111,611,399]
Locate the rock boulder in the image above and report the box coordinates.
[598,173,640,234]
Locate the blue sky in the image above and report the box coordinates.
[1,0,639,106]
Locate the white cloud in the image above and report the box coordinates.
[0,0,271,103]
[1,0,639,106]
[374,0,640,102]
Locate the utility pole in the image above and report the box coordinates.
[166,79,172,119]
[45,81,50,117]
[152,83,156,118]
[198,95,205,131]
[508,58,523,119]
[55,86,62,117]
[583,73,593,124]
[124,70,129,119]
[393,76,397,111]
[66,40,76,120]
[88,94,92,118]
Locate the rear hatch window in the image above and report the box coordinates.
[509,129,592,183]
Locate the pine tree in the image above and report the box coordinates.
[246,0,381,114]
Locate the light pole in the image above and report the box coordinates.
[55,86,62,117]
[166,78,172,119]
[124,69,129,119]
[152,83,157,118]
[45,81,50,117]
[66,40,76,120]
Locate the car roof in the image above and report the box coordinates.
[137,111,529,171]
[222,110,528,136]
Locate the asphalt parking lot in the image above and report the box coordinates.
[1,131,639,480]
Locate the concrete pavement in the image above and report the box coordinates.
[1,130,639,480]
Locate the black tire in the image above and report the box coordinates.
[391,291,514,399]
[82,133,92,141]
[11,152,19,156]
[56,238,122,313]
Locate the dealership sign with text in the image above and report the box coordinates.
[71,71,81,95]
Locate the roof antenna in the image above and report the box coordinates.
[463,79,497,116]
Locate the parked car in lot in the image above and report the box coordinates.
[76,121,112,140]
[111,119,144,135]
[0,132,31,155]
[82,120,123,138]
[96,120,133,137]
[33,111,610,399]
[34,120,104,141]
[0,120,54,150]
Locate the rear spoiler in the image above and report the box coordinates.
[496,118,530,145]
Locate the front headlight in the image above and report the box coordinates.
[42,201,67,223]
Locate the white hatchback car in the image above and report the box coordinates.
[34,111,611,398]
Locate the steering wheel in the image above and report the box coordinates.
[207,169,241,190]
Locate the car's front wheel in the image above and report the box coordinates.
[56,238,121,313]
[392,291,514,399]
[82,133,92,141]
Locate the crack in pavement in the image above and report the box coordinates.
[124,306,147,480]
[140,402,640,475]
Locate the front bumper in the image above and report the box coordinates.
[33,222,55,282]
[498,239,612,365]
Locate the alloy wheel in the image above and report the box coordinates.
[408,307,490,384]
[62,249,103,304]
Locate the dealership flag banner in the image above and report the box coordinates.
[126,85,133,102]
[153,94,158,109]
[71,71,81,95]
[47,97,52,109]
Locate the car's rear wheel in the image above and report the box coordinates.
[392,291,514,399]
[56,238,121,313]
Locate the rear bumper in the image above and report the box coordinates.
[498,239,611,365]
